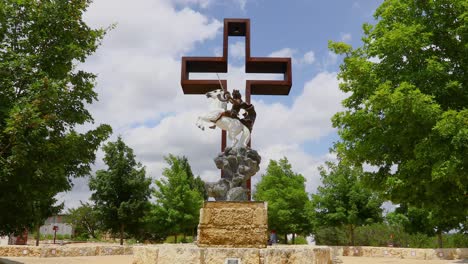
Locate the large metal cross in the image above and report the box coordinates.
[180,18,292,199]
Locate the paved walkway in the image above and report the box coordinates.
[1,255,467,264]
[341,256,468,264]
[0,256,132,264]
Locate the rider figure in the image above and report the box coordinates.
[210,89,256,131]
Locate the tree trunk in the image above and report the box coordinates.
[437,230,443,248]
[284,234,287,244]
[174,234,177,243]
[119,223,124,246]
[349,225,355,246]
[35,224,40,246]
[292,233,296,244]
[183,233,186,242]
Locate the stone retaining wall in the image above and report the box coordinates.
[2,244,466,262]
[133,244,332,264]
[0,245,133,258]
[330,246,468,260]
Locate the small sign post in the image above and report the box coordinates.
[52,226,58,244]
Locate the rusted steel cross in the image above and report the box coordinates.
[180,18,292,199]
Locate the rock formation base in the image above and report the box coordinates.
[205,147,261,201]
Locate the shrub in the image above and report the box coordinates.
[314,227,348,246]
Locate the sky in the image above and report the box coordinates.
[57,0,385,209]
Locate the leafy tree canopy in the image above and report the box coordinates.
[0,0,112,234]
[254,158,313,243]
[66,202,102,240]
[179,156,208,200]
[311,162,383,245]
[329,0,467,231]
[152,154,204,241]
[89,137,152,245]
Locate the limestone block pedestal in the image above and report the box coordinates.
[197,201,268,248]
[132,244,332,264]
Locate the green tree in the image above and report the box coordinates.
[179,156,208,201]
[138,205,172,243]
[311,162,383,245]
[153,155,204,243]
[0,0,112,235]
[392,204,435,236]
[66,202,102,240]
[254,158,313,244]
[329,0,467,247]
[89,137,152,245]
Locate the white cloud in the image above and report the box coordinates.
[230,41,245,59]
[340,33,352,42]
[253,72,346,147]
[172,0,212,8]
[269,48,296,58]
[237,0,247,10]
[302,51,316,64]
[381,201,397,214]
[171,0,249,10]
[368,56,382,63]
[319,51,338,70]
[213,47,222,56]
[80,0,222,128]
[268,48,316,66]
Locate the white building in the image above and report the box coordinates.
[0,236,8,245]
[39,215,73,236]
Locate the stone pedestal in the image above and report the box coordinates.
[197,201,268,248]
[133,244,332,264]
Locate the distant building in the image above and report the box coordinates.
[40,215,73,236]
[0,236,8,245]
[1,230,28,245]
[0,216,73,245]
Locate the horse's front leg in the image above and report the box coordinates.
[196,116,206,131]
[228,131,238,148]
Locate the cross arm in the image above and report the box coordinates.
[246,57,292,95]
[181,57,227,94]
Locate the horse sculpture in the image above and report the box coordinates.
[196,89,251,148]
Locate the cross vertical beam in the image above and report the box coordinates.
[181,18,292,200]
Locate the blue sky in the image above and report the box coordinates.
[60,0,385,208]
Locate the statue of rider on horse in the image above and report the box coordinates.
[210,89,256,132]
[196,89,256,149]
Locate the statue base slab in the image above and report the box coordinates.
[133,244,332,264]
[197,201,268,248]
